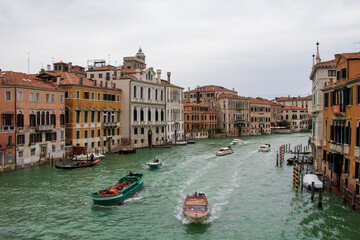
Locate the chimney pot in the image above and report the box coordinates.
[167,72,171,83]
[68,62,72,72]
[47,65,51,71]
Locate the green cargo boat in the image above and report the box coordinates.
[91,173,144,206]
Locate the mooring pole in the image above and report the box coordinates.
[311,182,315,201]
[318,189,323,208]
[276,151,279,166]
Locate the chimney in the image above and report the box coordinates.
[167,72,171,84]
[334,54,341,62]
[68,62,72,72]
[94,80,97,86]
[79,77,83,86]
[56,76,61,85]
[47,64,51,71]
[156,69,161,84]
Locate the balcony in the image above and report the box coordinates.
[36,125,54,131]
[0,125,15,131]
[330,142,343,153]
[355,146,359,158]
[344,144,349,155]
[102,122,117,127]
[332,105,345,116]
[312,104,323,113]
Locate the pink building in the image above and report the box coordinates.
[0,71,65,172]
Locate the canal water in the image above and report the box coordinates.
[1,133,360,239]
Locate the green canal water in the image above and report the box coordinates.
[1,133,360,239]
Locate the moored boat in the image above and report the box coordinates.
[174,141,188,145]
[186,140,196,144]
[303,174,323,190]
[183,193,210,223]
[231,139,244,145]
[55,159,100,169]
[214,147,234,156]
[72,153,105,161]
[91,173,144,206]
[258,144,270,152]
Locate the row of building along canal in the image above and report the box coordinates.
[1,133,360,239]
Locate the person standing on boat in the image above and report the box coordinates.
[194,192,198,196]
[90,153,94,161]
[129,171,134,176]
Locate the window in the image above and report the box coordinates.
[17,91,23,101]
[76,110,81,123]
[46,94,50,102]
[133,108,137,121]
[98,129,101,137]
[84,111,88,123]
[5,91,11,101]
[60,95,64,103]
[99,73,103,78]
[90,74,94,78]
[17,135,25,145]
[36,93,40,102]
[84,92,89,99]
[344,158,350,174]
[84,130,88,138]
[97,112,101,122]
[357,85,360,104]
[324,93,329,108]
[29,92,34,102]
[140,87,143,99]
[328,70,336,77]
[76,91,80,99]
[106,72,110,80]
[117,95,120,102]
[141,128,144,134]
[60,131,64,140]
[341,68,346,79]
[91,130,95,138]
[355,162,360,180]
[91,111,95,123]
[148,88,151,100]
[134,86,137,98]
[134,128,138,135]
[65,91,68,98]
[76,131,80,139]
[51,94,55,103]
[92,92,95,99]
[98,93,101,100]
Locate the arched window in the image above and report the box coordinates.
[133,108,137,121]
[155,109,158,121]
[161,110,164,121]
[46,111,50,125]
[8,135,12,147]
[41,112,45,125]
[148,88,151,100]
[140,87,143,99]
[37,112,41,126]
[134,86,137,98]
[140,108,144,121]
[148,109,151,121]
[155,90,158,100]
[161,90,163,101]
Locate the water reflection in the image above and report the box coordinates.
[185,222,211,235]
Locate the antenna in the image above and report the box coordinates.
[28,52,30,74]
[108,53,111,65]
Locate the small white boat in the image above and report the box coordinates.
[258,144,270,152]
[72,153,105,161]
[174,141,188,145]
[231,139,244,145]
[303,174,323,189]
[215,147,234,156]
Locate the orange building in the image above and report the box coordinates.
[184,102,217,139]
[322,52,360,204]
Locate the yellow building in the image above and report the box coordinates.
[322,52,360,205]
[38,72,121,153]
[249,97,272,135]
[184,102,217,139]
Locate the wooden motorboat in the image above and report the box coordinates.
[183,193,210,223]
[174,141,188,145]
[214,147,234,156]
[258,144,270,152]
[186,140,196,144]
[148,158,162,168]
[231,139,244,145]
[91,173,144,206]
[55,159,100,169]
[286,157,297,165]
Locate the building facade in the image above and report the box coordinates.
[38,72,122,153]
[281,106,308,132]
[0,71,65,171]
[322,51,360,204]
[249,98,272,135]
[309,42,337,170]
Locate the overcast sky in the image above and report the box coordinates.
[1,0,359,99]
